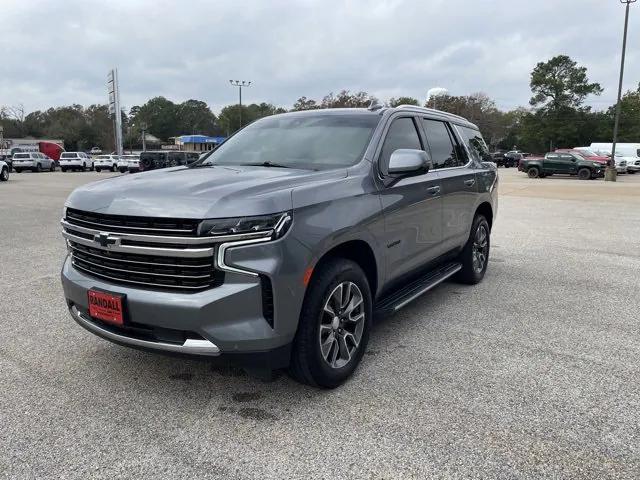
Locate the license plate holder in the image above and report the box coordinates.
[88,289,126,326]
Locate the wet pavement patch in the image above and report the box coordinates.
[232,392,263,403]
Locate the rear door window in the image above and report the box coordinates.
[422,119,461,169]
[379,117,423,176]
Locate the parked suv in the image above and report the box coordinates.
[94,155,120,172]
[60,152,94,172]
[12,152,56,173]
[519,152,603,179]
[60,107,498,387]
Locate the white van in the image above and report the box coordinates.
[590,143,640,173]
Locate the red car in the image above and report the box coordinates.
[555,148,609,165]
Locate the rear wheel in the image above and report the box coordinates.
[82,162,87,171]
[578,168,591,180]
[111,164,117,172]
[527,167,540,178]
[95,168,101,173]
[0,167,8,181]
[33,163,42,173]
[15,168,22,173]
[50,163,55,172]
[456,214,490,285]
[289,258,372,388]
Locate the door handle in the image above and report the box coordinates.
[426,186,441,196]
[464,179,476,187]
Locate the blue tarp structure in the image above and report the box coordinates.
[178,135,226,144]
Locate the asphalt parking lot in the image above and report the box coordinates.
[1,168,639,479]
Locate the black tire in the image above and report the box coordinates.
[95,168,101,173]
[34,164,42,173]
[82,163,86,171]
[15,168,22,173]
[527,167,540,178]
[0,167,8,181]
[577,168,591,180]
[119,168,127,173]
[289,258,372,388]
[456,214,490,285]
[50,163,56,172]
[111,164,117,172]
[61,167,67,172]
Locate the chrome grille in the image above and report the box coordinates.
[63,210,220,292]
[62,209,276,292]
[66,208,199,236]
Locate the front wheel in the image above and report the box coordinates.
[456,214,490,285]
[527,167,540,178]
[95,168,101,173]
[82,163,87,171]
[578,168,591,180]
[0,167,8,181]
[289,258,372,388]
[111,164,117,172]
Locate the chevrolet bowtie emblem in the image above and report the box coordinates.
[94,232,120,248]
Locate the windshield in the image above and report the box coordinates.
[60,153,78,159]
[577,149,597,156]
[199,113,380,170]
[96,155,111,159]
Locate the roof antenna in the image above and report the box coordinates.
[368,99,384,111]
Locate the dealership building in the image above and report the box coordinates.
[174,135,226,152]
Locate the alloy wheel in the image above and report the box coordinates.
[472,224,488,273]
[319,281,365,369]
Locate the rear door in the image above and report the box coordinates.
[424,120,478,253]
[377,115,443,282]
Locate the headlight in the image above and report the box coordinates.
[199,211,292,239]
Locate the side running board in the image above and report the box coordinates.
[374,262,462,316]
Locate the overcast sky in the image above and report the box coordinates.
[1,0,639,115]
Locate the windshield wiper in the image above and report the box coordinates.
[240,161,294,169]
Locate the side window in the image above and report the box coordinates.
[561,154,573,161]
[546,154,558,159]
[422,119,460,169]
[379,117,422,175]
[458,126,491,164]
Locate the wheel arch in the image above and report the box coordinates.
[308,239,379,298]
[475,202,494,231]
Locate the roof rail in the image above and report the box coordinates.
[394,105,468,123]
[367,99,384,111]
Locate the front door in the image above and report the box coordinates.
[377,116,443,283]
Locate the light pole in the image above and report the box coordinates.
[229,80,251,130]
[606,0,636,182]
[140,122,148,152]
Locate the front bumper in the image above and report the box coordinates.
[70,305,221,355]
[61,227,309,364]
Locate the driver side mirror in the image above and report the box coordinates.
[388,149,432,176]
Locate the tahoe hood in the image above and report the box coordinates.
[65,165,347,219]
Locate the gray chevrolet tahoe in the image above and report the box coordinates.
[60,106,498,388]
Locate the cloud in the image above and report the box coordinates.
[0,0,638,114]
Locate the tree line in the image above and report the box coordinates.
[1,55,638,153]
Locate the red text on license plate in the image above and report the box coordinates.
[88,290,124,326]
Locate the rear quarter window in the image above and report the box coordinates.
[458,126,491,163]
